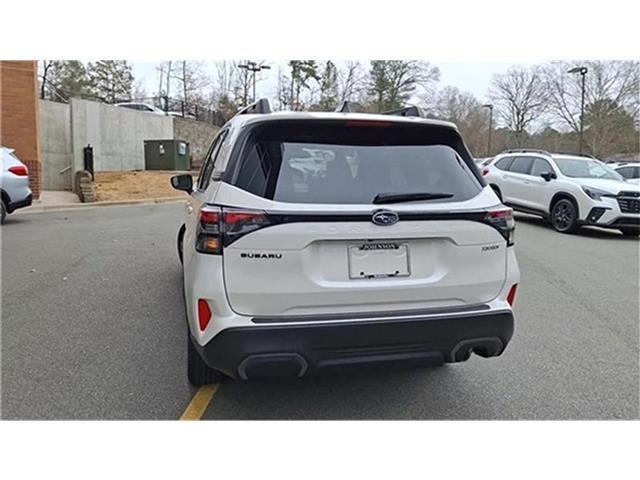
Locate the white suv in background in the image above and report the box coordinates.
[171,99,520,385]
[613,163,640,185]
[484,149,640,236]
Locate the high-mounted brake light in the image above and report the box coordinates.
[484,208,515,246]
[8,165,28,176]
[345,120,392,128]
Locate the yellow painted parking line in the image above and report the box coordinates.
[179,384,219,420]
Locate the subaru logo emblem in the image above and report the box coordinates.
[371,210,399,226]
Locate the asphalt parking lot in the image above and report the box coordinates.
[1,203,638,420]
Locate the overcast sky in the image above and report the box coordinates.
[132,61,531,104]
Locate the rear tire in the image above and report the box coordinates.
[550,198,579,233]
[177,224,185,265]
[1,200,6,225]
[188,333,224,386]
[490,185,502,202]
[619,227,640,237]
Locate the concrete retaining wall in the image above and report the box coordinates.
[173,117,219,170]
[70,99,174,172]
[39,100,74,190]
[39,98,220,191]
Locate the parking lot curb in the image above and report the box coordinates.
[15,197,187,214]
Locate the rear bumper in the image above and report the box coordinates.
[7,192,33,213]
[194,309,514,379]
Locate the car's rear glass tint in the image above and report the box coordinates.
[232,121,482,204]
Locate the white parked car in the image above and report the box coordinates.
[484,149,640,236]
[613,163,640,185]
[114,102,166,115]
[171,99,520,385]
[1,146,33,224]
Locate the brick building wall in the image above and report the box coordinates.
[0,61,42,199]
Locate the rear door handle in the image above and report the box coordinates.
[186,205,194,215]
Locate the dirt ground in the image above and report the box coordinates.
[94,171,195,201]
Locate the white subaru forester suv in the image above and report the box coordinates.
[483,149,640,236]
[171,100,520,385]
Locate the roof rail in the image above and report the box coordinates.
[336,101,352,113]
[500,148,552,156]
[236,98,272,116]
[553,151,596,159]
[382,105,427,118]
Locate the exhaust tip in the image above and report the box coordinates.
[237,353,308,380]
[450,337,504,362]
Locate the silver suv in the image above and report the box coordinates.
[1,146,33,224]
[171,100,520,385]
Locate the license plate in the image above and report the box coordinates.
[348,242,410,279]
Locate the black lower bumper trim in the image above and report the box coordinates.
[195,310,514,379]
[8,193,32,213]
[610,216,640,227]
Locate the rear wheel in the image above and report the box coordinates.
[490,185,502,202]
[1,200,6,225]
[188,333,224,386]
[177,224,185,265]
[619,227,640,237]
[550,199,579,233]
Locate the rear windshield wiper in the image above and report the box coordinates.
[372,192,455,204]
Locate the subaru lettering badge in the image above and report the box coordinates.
[371,210,399,226]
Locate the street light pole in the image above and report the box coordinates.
[568,66,588,154]
[238,61,271,103]
[482,104,494,157]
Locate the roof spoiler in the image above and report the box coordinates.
[236,98,272,116]
[499,148,552,156]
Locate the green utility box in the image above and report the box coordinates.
[144,139,191,171]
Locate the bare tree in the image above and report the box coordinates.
[541,60,639,156]
[39,60,55,99]
[337,61,366,103]
[434,86,488,156]
[171,61,210,106]
[489,66,547,146]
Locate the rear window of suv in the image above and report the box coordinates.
[230,120,482,204]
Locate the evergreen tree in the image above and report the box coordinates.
[288,60,319,110]
[368,60,440,112]
[47,60,92,100]
[87,60,134,103]
[317,61,339,111]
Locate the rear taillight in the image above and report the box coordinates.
[481,167,489,176]
[8,165,28,176]
[195,206,222,254]
[195,206,271,255]
[223,208,271,247]
[484,208,515,246]
[507,284,518,306]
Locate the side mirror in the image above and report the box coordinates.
[170,174,193,193]
[540,171,556,182]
